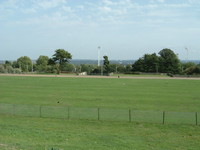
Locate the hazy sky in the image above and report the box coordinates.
[0,0,200,60]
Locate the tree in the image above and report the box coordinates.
[4,61,14,73]
[103,55,110,74]
[132,53,159,72]
[12,61,18,68]
[115,64,126,73]
[52,49,72,74]
[36,55,49,72]
[62,63,75,72]
[158,48,181,74]
[5,60,12,66]
[125,64,132,73]
[79,64,95,74]
[91,67,101,74]
[17,56,32,72]
[109,64,118,73]
[132,58,144,72]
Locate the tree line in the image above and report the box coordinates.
[132,48,200,75]
[0,48,200,75]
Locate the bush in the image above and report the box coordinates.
[14,68,22,74]
[167,73,174,77]
[5,66,14,73]
[0,65,22,74]
[185,66,200,75]
[0,65,6,73]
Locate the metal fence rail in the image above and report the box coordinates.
[0,103,198,125]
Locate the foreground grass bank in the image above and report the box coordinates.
[0,115,200,150]
[0,75,200,112]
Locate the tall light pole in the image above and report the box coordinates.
[101,57,103,76]
[98,46,100,66]
[32,60,34,73]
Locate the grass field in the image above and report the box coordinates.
[112,73,169,77]
[0,75,200,149]
[0,75,200,111]
[1,115,200,150]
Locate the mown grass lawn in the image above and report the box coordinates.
[0,115,200,150]
[0,75,200,150]
[0,75,200,112]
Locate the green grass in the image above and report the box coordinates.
[1,114,200,150]
[1,75,200,149]
[112,73,169,77]
[0,76,200,112]
[1,103,199,125]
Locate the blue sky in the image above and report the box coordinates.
[0,0,200,60]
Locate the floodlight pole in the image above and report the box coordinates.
[101,60,103,76]
[98,46,100,67]
[32,60,34,73]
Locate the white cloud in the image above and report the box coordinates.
[102,0,114,6]
[164,3,190,8]
[62,6,73,13]
[98,0,131,15]
[0,0,20,20]
[150,0,165,3]
[187,0,200,4]
[0,0,19,9]
[2,0,200,29]
[157,0,165,3]
[21,7,37,13]
[76,5,84,10]
[34,0,67,9]
[98,6,112,13]
[14,10,82,28]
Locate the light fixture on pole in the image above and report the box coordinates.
[185,47,189,62]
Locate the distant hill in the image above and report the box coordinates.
[70,59,134,65]
[0,59,199,65]
[69,59,200,65]
[0,60,4,64]
[181,60,200,64]
[0,59,134,65]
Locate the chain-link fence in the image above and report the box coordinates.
[0,103,198,125]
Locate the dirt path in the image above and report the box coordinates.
[1,73,200,80]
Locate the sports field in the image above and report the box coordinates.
[0,75,200,149]
[0,75,200,111]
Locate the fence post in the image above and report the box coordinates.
[162,111,165,125]
[39,106,42,117]
[196,112,198,126]
[129,109,131,122]
[13,104,15,116]
[98,108,100,121]
[68,107,70,120]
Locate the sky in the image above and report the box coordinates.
[0,0,200,60]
